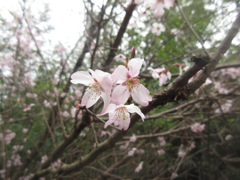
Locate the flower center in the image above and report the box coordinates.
[88,81,102,100]
[115,107,128,120]
[122,77,140,91]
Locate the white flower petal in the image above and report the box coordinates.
[81,89,100,108]
[71,71,94,85]
[98,102,116,116]
[112,65,128,83]
[126,104,145,120]
[131,84,152,106]
[111,85,130,105]
[128,58,144,77]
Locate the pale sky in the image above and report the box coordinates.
[0,0,84,48]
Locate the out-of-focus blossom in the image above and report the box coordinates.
[151,23,165,36]
[62,111,70,118]
[215,100,232,113]
[148,67,171,86]
[214,82,230,94]
[128,147,137,156]
[134,161,144,173]
[158,137,166,146]
[191,122,205,133]
[171,28,180,35]
[130,134,137,142]
[12,145,23,153]
[41,155,48,164]
[100,130,110,137]
[120,142,130,150]
[225,134,232,141]
[4,130,16,144]
[145,0,175,17]
[114,54,126,63]
[23,104,35,112]
[157,149,165,155]
[171,172,178,179]
[51,159,62,168]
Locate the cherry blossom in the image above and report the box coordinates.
[158,136,166,146]
[151,22,165,36]
[171,28,180,35]
[134,161,144,173]
[111,58,152,106]
[157,149,165,155]
[225,134,232,141]
[191,122,205,133]
[114,54,126,63]
[148,67,171,86]
[130,134,137,142]
[145,0,175,17]
[215,100,232,113]
[101,103,145,130]
[128,147,137,156]
[71,69,113,110]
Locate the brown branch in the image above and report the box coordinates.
[102,2,137,72]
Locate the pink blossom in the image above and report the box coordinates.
[100,103,145,130]
[111,58,152,106]
[178,144,187,157]
[60,92,67,98]
[62,111,70,117]
[120,142,130,150]
[23,103,35,112]
[130,134,137,142]
[146,0,175,17]
[136,149,145,154]
[134,161,144,173]
[151,22,165,36]
[11,154,22,166]
[151,0,165,17]
[221,67,240,79]
[225,134,232,141]
[51,159,61,168]
[100,130,110,137]
[178,150,186,157]
[4,130,16,144]
[71,69,113,111]
[128,147,137,156]
[188,70,212,86]
[215,100,232,113]
[171,28,180,35]
[191,122,205,133]
[171,172,178,179]
[41,155,48,164]
[189,141,195,150]
[114,54,127,63]
[158,136,166,146]
[214,82,230,94]
[0,170,6,179]
[157,149,165,155]
[12,145,24,153]
[148,67,171,86]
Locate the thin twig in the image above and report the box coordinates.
[176,1,210,57]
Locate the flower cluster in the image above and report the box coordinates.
[71,56,152,130]
[133,0,175,18]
